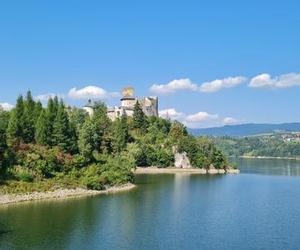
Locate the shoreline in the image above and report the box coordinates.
[238,156,300,160]
[134,167,240,175]
[0,183,136,206]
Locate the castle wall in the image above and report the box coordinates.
[84,90,158,120]
[121,98,137,108]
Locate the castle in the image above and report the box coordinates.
[83,87,158,121]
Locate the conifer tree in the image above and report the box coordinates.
[34,101,43,122]
[23,91,36,143]
[45,97,59,146]
[6,95,24,146]
[133,101,147,131]
[52,101,72,152]
[93,102,112,153]
[112,114,129,153]
[0,111,10,178]
[35,109,48,145]
[78,118,98,160]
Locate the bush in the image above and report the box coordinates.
[83,176,105,190]
[15,168,34,182]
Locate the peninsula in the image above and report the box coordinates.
[0,89,236,204]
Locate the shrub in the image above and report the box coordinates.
[15,168,34,182]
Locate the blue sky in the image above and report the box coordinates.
[0,0,300,128]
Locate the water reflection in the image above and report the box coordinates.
[234,158,300,176]
[2,159,300,249]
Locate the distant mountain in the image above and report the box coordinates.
[189,123,300,137]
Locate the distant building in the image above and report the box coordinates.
[83,87,158,121]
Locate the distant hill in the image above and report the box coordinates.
[189,123,300,137]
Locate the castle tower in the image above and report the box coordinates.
[120,87,137,116]
[83,99,94,116]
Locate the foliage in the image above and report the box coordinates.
[0,91,228,193]
[133,101,148,133]
[213,134,300,158]
[178,136,227,169]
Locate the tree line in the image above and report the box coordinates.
[213,135,300,158]
[0,91,228,191]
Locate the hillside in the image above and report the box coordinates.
[213,133,300,158]
[189,123,300,137]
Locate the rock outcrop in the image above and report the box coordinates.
[174,152,192,169]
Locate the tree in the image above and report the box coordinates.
[35,109,48,145]
[34,101,43,122]
[78,118,98,160]
[0,111,10,179]
[93,102,112,153]
[68,107,87,137]
[52,101,72,152]
[169,121,188,143]
[6,95,24,146]
[23,91,36,143]
[44,97,59,146]
[133,101,147,132]
[112,114,129,153]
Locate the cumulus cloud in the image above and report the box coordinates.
[68,86,119,99]
[150,79,198,95]
[249,73,300,89]
[159,108,184,119]
[0,102,14,111]
[35,93,65,101]
[186,112,219,123]
[150,76,247,94]
[157,107,242,128]
[223,117,239,125]
[199,76,247,93]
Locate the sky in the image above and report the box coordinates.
[0,0,300,128]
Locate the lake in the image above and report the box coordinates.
[1,158,300,250]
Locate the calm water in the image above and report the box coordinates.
[1,158,300,250]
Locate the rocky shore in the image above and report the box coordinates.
[135,167,240,175]
[0,183,136,206]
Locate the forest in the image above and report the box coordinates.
[0,91,228,193]
[214,135,300,158]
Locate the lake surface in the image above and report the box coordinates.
[1,158,300,250]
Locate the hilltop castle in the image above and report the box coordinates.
[83,87,158,121]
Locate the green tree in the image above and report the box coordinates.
[133,101,147,132]
[93,102,112,153]
[35,109,48,145]
[78,118,98,160]
[44,97,59,146]
[0,111,10,179]
[6,95,24,146]
[23,91,36,143]
[112,114,129,153]
[34,101,43,122]
[52,101,72,152]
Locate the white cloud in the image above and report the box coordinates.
[68,86,119,100]
[150,79,198,95]
[249,73,300,89]
[150,76,247,94]
[186,112,219,123]
[158,108,242,128]
[199,76,247,93]
[35,93,65,101]
[223,117,239,125]
[0,102,14,111]
[159,108,184,119]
